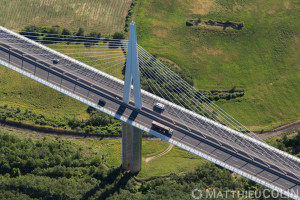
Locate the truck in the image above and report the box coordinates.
[152,121,173,136]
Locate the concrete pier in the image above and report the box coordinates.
[122,122,142,173]
[122,23,143,173]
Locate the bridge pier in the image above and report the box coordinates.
[122,122,142,173]
[122,22,143,173]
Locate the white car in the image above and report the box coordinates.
[154,103,165,110]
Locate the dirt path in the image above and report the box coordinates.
[1,118,299,141]
[143,144,174,163]
[0,122,160,140]
[256,120,300,140]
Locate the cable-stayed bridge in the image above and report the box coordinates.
[0,24,300,199]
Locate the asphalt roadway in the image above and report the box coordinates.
[0,29,299,199]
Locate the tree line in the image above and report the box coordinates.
[0,105,121,136]
[20,25,126,46]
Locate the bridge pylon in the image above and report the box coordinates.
[122,22,142,173]
[123,22,142,109]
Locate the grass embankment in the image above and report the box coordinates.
[0,0,132,34]
[0,67,89,122]
[49,42,126,79]
[75,135,205,179]
[135,0,300,131]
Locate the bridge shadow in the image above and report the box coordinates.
[116,104,139,122]
[80,166,134,200]
[153,107,163,114]
[128,110,139,121]
[97,171,134,200]
[116,104,126,116]
[108,40,121,49]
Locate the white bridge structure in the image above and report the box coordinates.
[0,23,300,199]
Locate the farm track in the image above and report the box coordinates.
[143,144,174,163]
[0,121,161,140]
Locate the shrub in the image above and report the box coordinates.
[113,31,125,39]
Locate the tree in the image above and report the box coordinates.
[88,31,101,38]
[11,168,21,177]
[113,31,125,39]
[84,31,101,47]
[62,28,71,36]
[76,28,85,37]
[20,25,41,40]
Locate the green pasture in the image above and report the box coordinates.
[135,0,300,131]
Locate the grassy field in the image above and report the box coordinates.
[135,0,300,131]
[138,145,206,179]
[49,42,126,80]
[73,137,205,179]
[0,0,132,34]
[0,67,90,119]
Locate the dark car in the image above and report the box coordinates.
[52,59,59,64]
[98,99,106,107]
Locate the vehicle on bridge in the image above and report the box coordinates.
[152,121,173,136]
[98,99,106,107]
[154,102,165,113]
[52,58,59,64]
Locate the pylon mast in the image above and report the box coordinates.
[123,22,142,109]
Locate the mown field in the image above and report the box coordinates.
[0,0,132,34]
[135,0,300,131]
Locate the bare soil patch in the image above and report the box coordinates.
[190,0,216,15]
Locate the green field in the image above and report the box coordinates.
[49,42,126,80]
[72,137,205,179]
[135,0,300,131]
[0,67,89,119]
[0,0,132,34]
